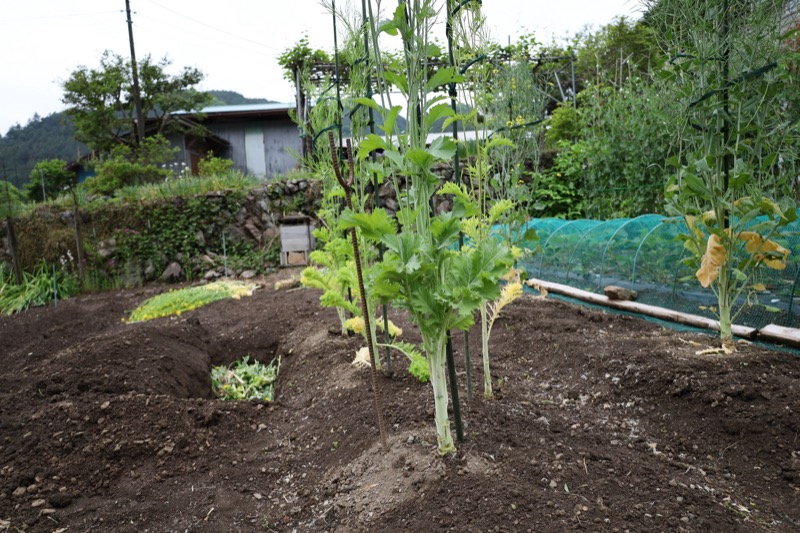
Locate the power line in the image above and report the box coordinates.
[0,10,122,23]
[145,0,283,52]
[135,13,277,59]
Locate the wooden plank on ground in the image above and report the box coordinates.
[526,278,758,339]
[758,324,800,347]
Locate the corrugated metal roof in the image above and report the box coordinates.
[173,102,294,116]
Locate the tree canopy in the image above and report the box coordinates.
[61,51,213,153]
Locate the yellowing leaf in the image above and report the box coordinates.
[738,231,790,269]
[344,316,366,334]
[352,347,371,368]
[751,283,767,291]
[386,320,403,338]
[696,234,726,288]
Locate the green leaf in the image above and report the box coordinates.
[357,134,389,160]
[488,199,514,225]
[378,18,399,36]
[424,103,455,133]
[380,105,403,136]
[485,137,516,151]
[521,227,538,243]
[406,148,434,168]
[339,209,397,241]
[425,43,442,58]
[425,67,464,93]
[430,213,461,250]
[353,97,381,112]
[682,172,709,197]
[439,182,480,218]
[384,71,409,96]
[427,135,456,161]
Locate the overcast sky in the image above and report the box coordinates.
[0,0,643,136]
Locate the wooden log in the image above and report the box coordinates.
[758,324,800,348]
[526,278,758,339]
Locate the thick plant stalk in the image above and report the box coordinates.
[480,301,492,399]
[424,329,455,454]
[329,133,388,451]
[717,268,735,353]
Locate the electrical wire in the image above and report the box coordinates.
[135,12,276,60]
[0,10,122,23]
[144,0,283,52]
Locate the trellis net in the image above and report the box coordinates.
[519,215,800,330]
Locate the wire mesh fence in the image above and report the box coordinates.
[520,215,800,330]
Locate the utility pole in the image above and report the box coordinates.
[125,0,145,147]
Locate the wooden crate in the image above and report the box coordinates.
[279,217,314,267]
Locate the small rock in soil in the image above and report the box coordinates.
[48,493,73,508]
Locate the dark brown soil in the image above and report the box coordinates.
[0,269,798,532]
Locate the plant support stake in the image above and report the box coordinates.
[328,132,388,451]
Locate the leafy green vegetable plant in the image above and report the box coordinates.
[656,0,798,351]
[126,280,256,323]
[339,0,516,455]
[211,355,280,401]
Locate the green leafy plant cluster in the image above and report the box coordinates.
[655,0,799,351]
[24,159,75,202]
[198,152,235,177]
[126,280,256,323]
[86,135,176,196]
[0,181,24,218]
[211,355,280,401]
[0,261,78,315]
[111,192,248,278]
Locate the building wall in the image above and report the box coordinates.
[207,124,247,174]
[208,118,301,179]
[263,119,301,177]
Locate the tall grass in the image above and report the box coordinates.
[115,171,260,203]
[0,262,79,315]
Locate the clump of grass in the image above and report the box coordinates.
[0,262,78,315]
[126,280,256,323]
[211,356,280,401]
[115,171,260,203]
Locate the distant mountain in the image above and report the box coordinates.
[0,91,277,188]
[0,113,86,188]
[207,90,277,106]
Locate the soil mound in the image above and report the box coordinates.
[0,272,798,532]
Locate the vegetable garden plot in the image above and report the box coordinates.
[521,215,800,329]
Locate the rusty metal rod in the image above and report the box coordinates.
[328,132,389,451]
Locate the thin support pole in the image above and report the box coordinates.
[445,331,464,443]
[445,0,471,401]
[222,232,229,277]
[332,0,344,150]
[52,264,58,306]
[361,0,391,372]
[72,190,85,289]
[329,133,389,451]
